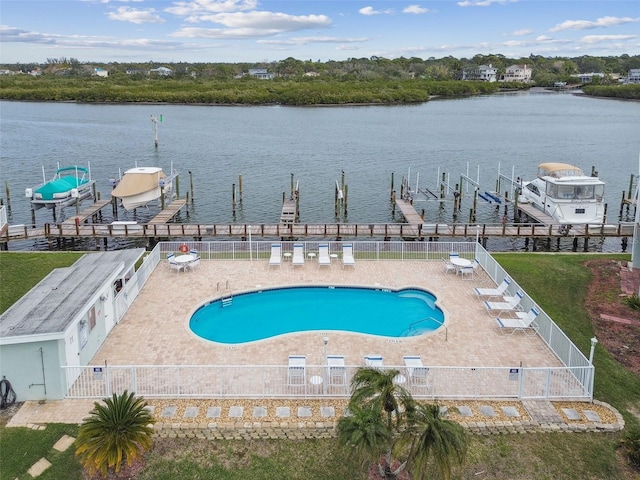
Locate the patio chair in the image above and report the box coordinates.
[496,307,540,335]
[326,355,347,388]
[268,243,282,267]
[342,244,355,268]
[474,277,510,299]
[318,243,331,267]
[403,355,429,389]
[443,258,457,274]
[459,259,479,279]
[287,355,306,386]
[292,243,305,266]
[484,291,523,317]
[167,253,183,274]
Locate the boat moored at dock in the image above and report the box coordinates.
[25,165,95,210]
[518,163,605,225]
[111,166,177,211]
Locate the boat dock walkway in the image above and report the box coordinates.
[279,198,297,225]
[62,200,112,225]
[394,198,423,236]
[148,199,187,225]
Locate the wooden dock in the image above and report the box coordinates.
[62,200,112,225]
[148,199,187,224]
[394,198,424,236]
[279,198,297,225]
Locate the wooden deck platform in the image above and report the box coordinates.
[148,199,187,225]
[279,199,297,225]
[62,200,112,225]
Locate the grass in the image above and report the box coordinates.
[0,252,84,314]
[0,251,639,479]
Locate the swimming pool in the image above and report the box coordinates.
[189,286,445,344]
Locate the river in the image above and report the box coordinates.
[1,88,638,251]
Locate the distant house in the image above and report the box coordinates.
[501,64,532,83]
[149,66,173,76]
[303,71,320,78]
[462,64,497,82]
[94,67,108,78]
[625,69,640,84]
[0,69,15,76]
[572,72,604,83]
[248,68,274,80]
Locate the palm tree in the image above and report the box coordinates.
[337,403,391,469]
[402,403,468,480]
[348,367,415,478]
[75,390,155,478]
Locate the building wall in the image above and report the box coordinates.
[0,340,64,401]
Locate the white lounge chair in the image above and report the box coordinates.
[496,308,540,335]
[403,355,429,389]
[364,354,383,368]
[269,243,282,267]
[287,355,306,386]
[484,291,523,317]
[292,243,305,266]
[342,244,355,268]
[474,277,510,299]
[318,243,331,266]
[326,355,347,388]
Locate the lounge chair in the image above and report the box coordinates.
[496,308,540,335]
[326,355,347,388]
[342,244,355,268]
[287,355,306,386]
[364,354,383,368]
[403,355,429,389]
[318,243,331,266]
[484,291,523,317]
[474,277,510,299]
[292,243,305,266]
[269,243,282,267]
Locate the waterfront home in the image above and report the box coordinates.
[500,64,532,83]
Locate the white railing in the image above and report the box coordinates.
[0,205,7,232]
[62,364,592,400]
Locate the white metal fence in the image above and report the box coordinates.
[62,364,592,400]
[64,240,593,401]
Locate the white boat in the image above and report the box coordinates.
[110,167,176,211]
[26,165,95,210]
[519,162,605,224]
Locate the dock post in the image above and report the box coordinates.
[31,208,36,227]
[619,191,625,219]
[622,237,628,252]
[232,183,236,216]
[440,172,446,199]
[334,183,339,218]
[295,189,300,221]
[4,180,11,216]
[189,170,194,202]
[344,184,348,218]
[390,173,394,200]
[290,173,294,199]
[603,203,608,223]
[239,175,243,203]
[160,185,165,210]
[391,190,396,216]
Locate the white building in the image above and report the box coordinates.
[462,64,497,82]
[248,68,274,80]
[501,64,532,83]
[625,69,640,84]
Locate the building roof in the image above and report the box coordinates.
[0,249,144,340]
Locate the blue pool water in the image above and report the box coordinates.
[189,286,444,344]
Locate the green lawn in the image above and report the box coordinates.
[0,251,639,479]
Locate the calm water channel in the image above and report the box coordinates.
[1,89,638,251]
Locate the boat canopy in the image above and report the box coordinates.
[112,168,166,198]
[537,163,586,179]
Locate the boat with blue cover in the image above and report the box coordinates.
[26,165,95,210]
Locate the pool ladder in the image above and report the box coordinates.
[218,280,232,307]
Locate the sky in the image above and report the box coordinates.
[0,0,639,64]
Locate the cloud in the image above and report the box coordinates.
[165,0,258,17]
[550,16,640,32]
[403,5,429,14]
[258,36,368,46]
[107,6,165,24]
[358,6,393,16]
[171,11,331,38]
[457,0,516,7]
[505,29,533,36]
[579,34,638,44]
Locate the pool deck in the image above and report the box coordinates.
[11,258,615,429]
[93,259,559,369]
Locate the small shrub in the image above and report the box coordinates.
[623,293,640,311]
[620,427,640,469]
